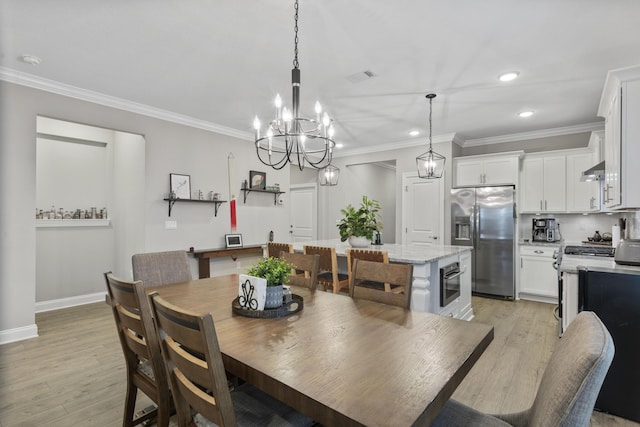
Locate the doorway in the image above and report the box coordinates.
[402,172,444,245]
[289,184,318,242]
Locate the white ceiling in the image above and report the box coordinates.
[2,0,640,154]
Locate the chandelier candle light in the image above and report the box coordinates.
[416,94,446,179]
[253,0,336,171]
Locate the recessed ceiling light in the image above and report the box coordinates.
[20,54,42,65]
[499,72,519,82]
[519,111,534,118]
[335,143,344,148]
[409,130,420,137]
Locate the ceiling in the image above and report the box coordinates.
[2,0,640,155]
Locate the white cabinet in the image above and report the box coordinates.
[520,156,566,213]
[453,152,521,187]
[566,151,600,212]
[457,251,472,320]
[519,245,559,301]
[598,66,640,209]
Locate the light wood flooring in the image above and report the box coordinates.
[0,297,636,426]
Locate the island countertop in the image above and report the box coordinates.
[292,239,471,264]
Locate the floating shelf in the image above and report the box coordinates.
[163,198,227,217]
[241,188,285,205]
[36,219,111,228]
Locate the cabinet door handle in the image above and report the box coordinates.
[534,250,544,254]
[540,200,543,210]
[545,200,548,210]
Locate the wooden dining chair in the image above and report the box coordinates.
[104,272,171,427]
[431,311,614,427]
[149,293,315,427]
[349,259,413,309]
[132,250,192,287]
[280,251,320,290]
[267,242,293,258]
[346,248,398,293]
[303,245,349,293]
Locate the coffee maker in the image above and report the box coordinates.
[532,218,559,242]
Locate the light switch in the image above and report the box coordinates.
[165,220,177,230]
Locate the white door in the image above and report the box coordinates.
[402,174,443,245]
[289,184,317,242]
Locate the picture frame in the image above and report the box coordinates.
[170,173,191,199]
[225,233,243,248]
[249,170,266,190]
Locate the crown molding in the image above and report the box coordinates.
[334,133,460,158]
[462,122,604,147]
[0,67,253,141]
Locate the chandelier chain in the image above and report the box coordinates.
[429,96,433,149]
[293,0,299,69]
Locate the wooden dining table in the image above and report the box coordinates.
[146,274,494,427]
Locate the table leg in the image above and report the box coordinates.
[198,257,210,279]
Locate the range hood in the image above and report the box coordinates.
[581,161,605,182]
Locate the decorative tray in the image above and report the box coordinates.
[232,294,303,318]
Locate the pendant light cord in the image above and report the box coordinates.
[293,0,299,69]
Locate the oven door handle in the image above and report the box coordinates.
[444,267,466,280]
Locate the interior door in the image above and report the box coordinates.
[289,185,317,242]
[402,174,443,245]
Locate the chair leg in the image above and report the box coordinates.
[155,395,171,427]
[123,381,138,427]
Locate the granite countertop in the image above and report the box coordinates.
[291,239,471,264]
[519,240,562,247]
[560,255,640,275]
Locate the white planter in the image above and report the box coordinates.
[348,236,371,248]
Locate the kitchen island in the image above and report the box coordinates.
[292,239,474,320]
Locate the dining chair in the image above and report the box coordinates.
[149,293,315,427]
[349,259,413,309]
[303,245,349,294]
[104,272,171,427]
[132,250,192,287]
[346,248,397,293]
[280,251,320,290]
[431,311,614,427]
[267,242,293,258]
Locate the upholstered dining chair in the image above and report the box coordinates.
[149,293,315,427]
[267,242,293,258]
[431,311,614,427]
[349,259,413,309]
[303,245,349,293]
[104,272,171,427]
[132,250,192,287]
[280,251,320,290]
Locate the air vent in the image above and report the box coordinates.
[346,70,378,83]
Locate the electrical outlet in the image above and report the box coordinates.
[165,220,177,230]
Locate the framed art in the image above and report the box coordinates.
[170,173,191,199]
[225,233,243,248]
[249,170,266,190]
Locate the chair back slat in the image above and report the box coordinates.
[132,250,192,287]
[350,259,413,308]
[267,242,293,258]
[303,245,333,271]
[280,252,320,290]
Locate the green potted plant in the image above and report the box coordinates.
[246,256,293,308]
[337,195,383,247]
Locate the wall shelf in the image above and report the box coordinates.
[241,188,285,205]
[36,219,111,228]
[163,198,227,217]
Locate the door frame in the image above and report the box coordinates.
[401,172,445,245]
[289,183,318,242]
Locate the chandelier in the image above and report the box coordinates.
[253,0,336,171]
[416,94,446,179]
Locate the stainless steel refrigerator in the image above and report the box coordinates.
[451,185,515,299]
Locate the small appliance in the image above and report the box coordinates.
[614,239,640,266]
[532,218,560,242]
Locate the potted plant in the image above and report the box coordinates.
[246,256,293,308]
[337,195,383,247]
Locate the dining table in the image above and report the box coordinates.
[146,274,494,426]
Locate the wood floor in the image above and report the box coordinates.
[0,297,636,426]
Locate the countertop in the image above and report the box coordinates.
[559,255,640,275]
[292,239,471,264]
[520,240,562,247]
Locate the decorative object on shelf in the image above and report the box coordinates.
[225,233,243,248]
[246,256,294,309]
[249,170,266,190]
[319,164,340,186]
[252,0,336,171]
[170,173,191,199]
[238,274,266,311]
[337,195,383,246]
[416,94,446,179]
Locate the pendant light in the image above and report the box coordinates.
[416,94,446,179]
[253,0,336,171]
[319,164,340,186]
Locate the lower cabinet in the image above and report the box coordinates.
[519,245,559,302]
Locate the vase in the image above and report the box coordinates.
[265,284,283,309]
[348,236,371,248]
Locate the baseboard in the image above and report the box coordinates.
[35,291,107,313]
[518,293,557,305]
[0,324,38,345]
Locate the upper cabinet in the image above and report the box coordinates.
[598,65,640,209]
[453,152,522,187]
[521,155,566,213]
[566,150,600,213]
